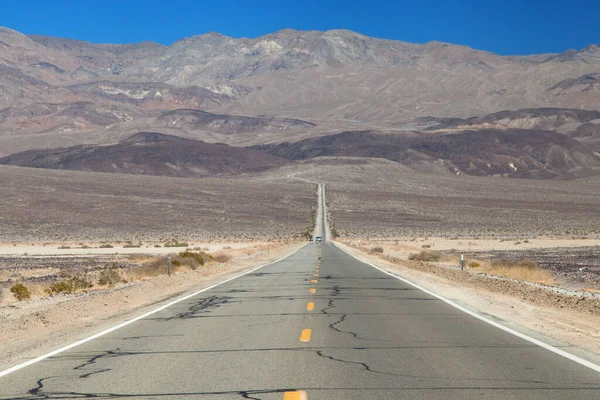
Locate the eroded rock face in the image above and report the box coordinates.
[1,27,600,178]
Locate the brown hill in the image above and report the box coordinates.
[0,132,288,177]
[254,129,600,179]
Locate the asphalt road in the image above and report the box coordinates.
[1,240,600,399]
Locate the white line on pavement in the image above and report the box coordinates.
[0,245,307,379]
[333,241,600,374]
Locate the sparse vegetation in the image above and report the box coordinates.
[179,250,212,266]
[213,254,232,263]
[98,265,124,286]
[370,246,384,254]
[10,283,31,301]
[468,261,481,268]
[408,250,442,262]
[46,273,93,295]
[99,244,114,249]
[482,259,555,285]
[164,242,189,248]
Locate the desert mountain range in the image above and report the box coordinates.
[1,26,600,178]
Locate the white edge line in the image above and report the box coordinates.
[0,244,307,379]
[332,241,600,374]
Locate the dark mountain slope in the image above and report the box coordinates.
[0,132,289,177]
[254,129,600,179]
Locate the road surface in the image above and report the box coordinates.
[1,199,600,398]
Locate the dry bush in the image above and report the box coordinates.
[46,273,93,295]
[164,242,189,248]
[98,265,124,286]
[179,250,212,266]
[10,283,31,301]
[468,261,481,269]
[127,252,211,280]
[213,254,232,263]
[408,250,442,262]
[482,259,555,285]
[370,246,384,254]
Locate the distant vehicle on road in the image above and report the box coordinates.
[315,236,322,243]
[308,236,313,242]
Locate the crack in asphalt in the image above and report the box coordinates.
[313,350,553,385]
[154,295,232,321]
[320,299,335,314]
[328,314,372,340]
[315,350,397,377]
[12,387,296,399]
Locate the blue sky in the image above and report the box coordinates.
[1,0,599,55]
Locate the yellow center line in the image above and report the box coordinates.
[311,279,317,283]
[310,288,316,293]
[299,329,312,342]
[307,302,314,311]
[313,273,319,277]
[284,391,307,400]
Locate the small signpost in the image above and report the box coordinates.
[168,255,172,277]
[460,254,465,271]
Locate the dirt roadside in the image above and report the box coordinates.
[335,241,600,366]
[0,241,304,371]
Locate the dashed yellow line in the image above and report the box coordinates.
[310,288,316,294]
[311,279,317,283]
[284,391,307,400]
[299,329,312,342]
[313,274,319,277]
[307,302,314,311]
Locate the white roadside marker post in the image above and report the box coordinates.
[168,255,172,277]
[460,254,465,271]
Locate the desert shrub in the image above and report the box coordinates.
[422,244,431,249]
[47,273,93,295]
[98,265,123,286]
[484,259,554,285]
[10,283,31,301]
[179,250,212,266]
[99,244,114,249]
[213,254,232,263]
[468,261,480,268]
[58,246,71,249]
[172,260,181,266]
[408,250,442,262]
[330,227,339,238]
[123,242,141,248]
[371,246,384,254]
[164,242,189,248]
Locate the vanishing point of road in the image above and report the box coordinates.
[1,185,599,399]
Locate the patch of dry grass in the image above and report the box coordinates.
[408,250,442,262]
[479,259,555,285]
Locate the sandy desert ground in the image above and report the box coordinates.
[0,165,316,243]
[277,159,600,238]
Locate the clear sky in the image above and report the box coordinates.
[1,0,599,55]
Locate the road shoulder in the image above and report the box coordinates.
[334,240,600,367]
[0,242,304,372]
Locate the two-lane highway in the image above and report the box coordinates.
[1,239,600,399]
